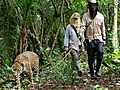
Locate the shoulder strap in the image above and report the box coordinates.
[85,14,98,38]
[70,25,79,38]
[86,13,97,28]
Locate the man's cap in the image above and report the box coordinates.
[89,0,97,3]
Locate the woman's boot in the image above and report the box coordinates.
[75,61,82,76]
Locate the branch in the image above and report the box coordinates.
[27,31,48,58]
[45,8,70,36]
[64,0,70,9]
[102,61,112,68]
[49,0,64,55]
[51,0,58,16]
[45,0,71,36]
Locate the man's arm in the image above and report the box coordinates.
[101,16,106,46]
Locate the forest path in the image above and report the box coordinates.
[34,69,120,90]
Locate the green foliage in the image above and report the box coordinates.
[0,0,20,63]
[0,0,120,89]
[0,63,14,88]
[38,52,80,89]
[103,47,120,74]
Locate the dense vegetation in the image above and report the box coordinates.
[0,0,120,89]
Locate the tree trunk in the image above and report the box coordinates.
[50,0,64,55]
[112,0,118,51]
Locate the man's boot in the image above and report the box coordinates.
[89,61,97,80]
[95,59,102,77]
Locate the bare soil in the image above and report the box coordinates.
[37,71,120,90]
[21,69,120,90]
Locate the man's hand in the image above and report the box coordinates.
[79,35,83,40]
[77,46,81,52]
[102,41,106,46]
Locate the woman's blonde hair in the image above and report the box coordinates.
[69,12,81,28]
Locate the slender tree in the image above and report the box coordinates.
[112,0,119,51]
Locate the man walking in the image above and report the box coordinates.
[80,0,106,79]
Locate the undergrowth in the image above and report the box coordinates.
[0,47,120,89]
